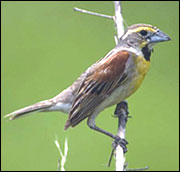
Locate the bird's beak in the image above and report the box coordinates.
[150,30,171,43]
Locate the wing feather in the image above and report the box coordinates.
[64,50,130,129]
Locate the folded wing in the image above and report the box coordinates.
[64,50,130,129]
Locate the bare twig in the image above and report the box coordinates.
[112,2,127,171]
[73,3,124,46]
[113,1,124,44]
[127,166,149,171]
[114,101,128,171]
[74,2,127,171]
[57,158,60,171]
[74,7,113,20]
[55,138,68,171]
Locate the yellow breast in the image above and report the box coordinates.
[131,55,150,94]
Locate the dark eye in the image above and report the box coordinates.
[140,30,148,36]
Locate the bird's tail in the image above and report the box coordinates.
[4,99,54,120]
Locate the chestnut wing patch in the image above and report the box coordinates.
[64,50,130,129]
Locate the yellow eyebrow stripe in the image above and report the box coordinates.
[128,26,156,34]
[121,26,157,40]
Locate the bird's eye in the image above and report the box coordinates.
[140,30,148,36]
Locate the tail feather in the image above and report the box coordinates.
[4,100,53,120]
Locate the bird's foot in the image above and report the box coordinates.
[108,135,128,167]
[112,135,128,153]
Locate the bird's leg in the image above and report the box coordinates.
[87,107,128,152]
[87,123,128,146]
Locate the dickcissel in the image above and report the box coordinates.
[5,24,170,145]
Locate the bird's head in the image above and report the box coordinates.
[119,24,171,61]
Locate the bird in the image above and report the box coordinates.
[4,24,170,146]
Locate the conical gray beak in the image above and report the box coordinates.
[150,30,171,43]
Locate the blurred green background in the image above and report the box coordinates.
[1,1,179,171]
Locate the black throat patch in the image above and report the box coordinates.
[142,45,152,61]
